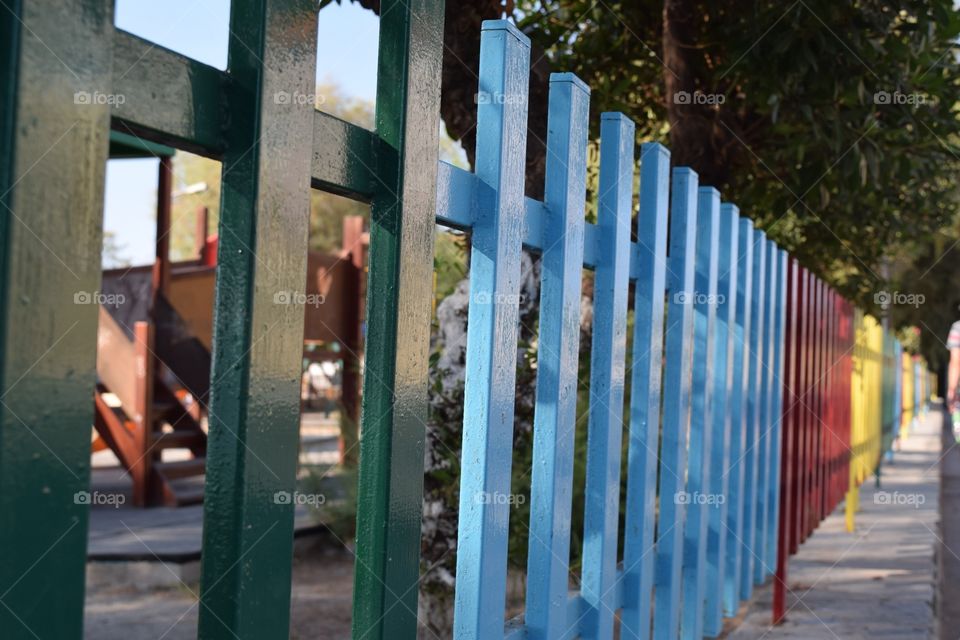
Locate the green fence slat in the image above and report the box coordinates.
[351,0,444,638]
[197,0,318,637]
[111,29,226,157]
[0,1,113,638]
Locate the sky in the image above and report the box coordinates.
[104,0,380,266]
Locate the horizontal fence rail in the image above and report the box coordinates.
[0,5,938,640]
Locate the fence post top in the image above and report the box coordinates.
[641,141,671,159]
[698,185,720,197]
[673,166,699,180]
[480,19,531,48]
[720,202,740,216]
[550,72,590,95]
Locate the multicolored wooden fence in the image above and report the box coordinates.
[0,3,935,639]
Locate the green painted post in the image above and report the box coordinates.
[0,1,113,638]
[350,0,444,638]
[197,0,318,637]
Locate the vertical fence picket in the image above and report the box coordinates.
[350,0,444,636]
[653,167,699,640]
[723,213,753,616]
[580,112,635,640]
[739,230,766,600]
[766,250,788,572]
[801,269,815,542]
[753,239,777,584]
[791,263,806,555]
[453,20,530,639]
[680,187,720,640]
[0,2,113,636]
[621,143,670,639]
[704,203,740,636]
[525,72,590,639]
[198,1,318,637]
[774,257,800,622]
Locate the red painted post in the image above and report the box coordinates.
[789,264,805,555]
[797,267,811,545]
[774,258,800,623]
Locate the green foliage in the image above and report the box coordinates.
[516,0,960,323]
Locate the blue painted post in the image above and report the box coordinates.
[453,21,530,640]
[724,214,753,617]
[621,143,670,639]
[753,238,777,585]
[740,230,767,600]
[653,167,699,640]
[580,112,635,640]
[765,249,788,574]
[704,204,739,637]
[680,187,720,640]
[524,72,590,640]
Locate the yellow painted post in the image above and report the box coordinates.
[847,313,886,532]
[846,309,864,532]
[901,353,914,440]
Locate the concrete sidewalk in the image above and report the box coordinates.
[725,411,941,639]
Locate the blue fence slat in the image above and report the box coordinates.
[652,167,699,640]
[740,229,767,600]
[752,238,777,585]
[680,187,720,640]
[704,203,739,636]
[724,214,753,616]
[453,20,530,639]
[766,249,789,572]
[524,72,590,639]
[621,143,670,639]
[580,112,635,640]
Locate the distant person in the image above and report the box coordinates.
[947,308,960,440]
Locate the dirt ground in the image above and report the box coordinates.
[84,545,355,639]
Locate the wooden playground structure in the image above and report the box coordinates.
[93,134,366,507]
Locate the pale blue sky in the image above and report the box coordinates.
[105,0,380,266]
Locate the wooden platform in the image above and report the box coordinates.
[87,467,326,562]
